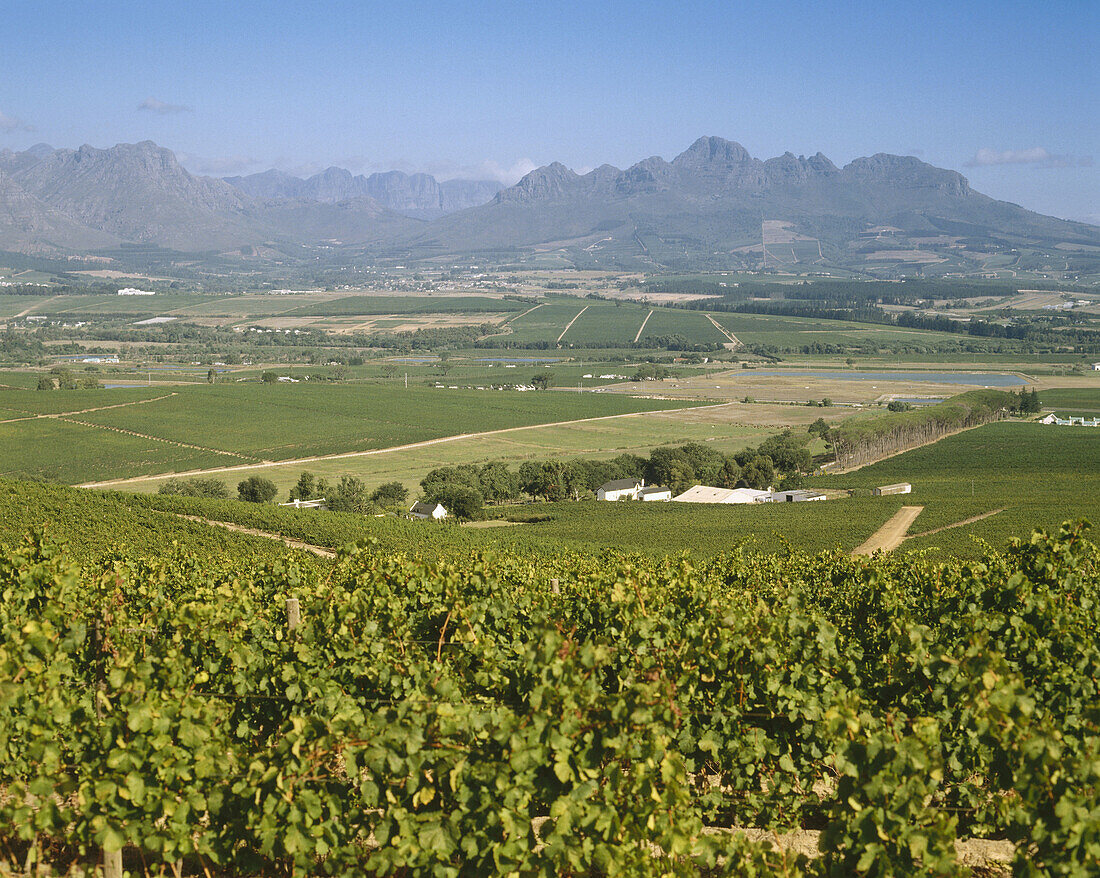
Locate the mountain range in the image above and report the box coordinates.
[224,168,502,220]
[0,136,1097,275]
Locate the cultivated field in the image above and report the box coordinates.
[0,382,702,485]
[104,401,789,496]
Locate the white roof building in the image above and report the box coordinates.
[672,486,771,504]
[410,501,448,520]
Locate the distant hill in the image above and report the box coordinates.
[412,136,1100,274]
[224,167,503,219]
[0,136,1096,277]
[0,141,420,253]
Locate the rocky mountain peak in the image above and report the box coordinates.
[673,136,752,167]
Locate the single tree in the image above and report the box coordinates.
[371,481,409,507]
[238,476,278,503]
[329,475,371,513]
[289,471,318,501]
[531,370,553,390]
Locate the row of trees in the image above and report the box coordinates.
[158,471,411,514]
[35,367,101,390]
[417,429,826,517]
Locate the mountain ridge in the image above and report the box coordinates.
[0,136,1096,276]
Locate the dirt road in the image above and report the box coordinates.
[175,514,336,557]
[852,506,924,555]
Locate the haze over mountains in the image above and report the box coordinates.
[1,136,1097,275]
[224,168,502,220]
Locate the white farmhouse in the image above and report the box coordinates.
[596,478,644,501]
[638,485,672,501]
[410,501,447,520]
[117,287,156,296]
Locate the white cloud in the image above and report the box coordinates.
[966,147,1093,168]
[0,110,32,132]
[428,157,539,184]
[137,97,191,115]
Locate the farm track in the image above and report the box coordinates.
[0,392,179,424]
[852,506,924,555]
[10,295,63,319]
[556,304,590,343]
[633,310,654,343]
[77,402,731,489]
[58,415,261,462]
[704,313,741,347]
[906,507,1007,540]
[173,514,336,557]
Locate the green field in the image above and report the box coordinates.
[817,420,1100,556]
[0,382,703,485]
[709,311,968,348]
[503,300,594,343]
[116,404,769,497]
[0,385,169,415]
[1040,387,1100,415]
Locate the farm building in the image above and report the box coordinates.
[873,483,912,496]
[117,287,155,295]
[410,501,447,520]
[765,490,826,503]
[638,486,673,502]
[279,498,327,510]
[1039,414,1100,427]
[672,486,771,504]
[597,478,644,501]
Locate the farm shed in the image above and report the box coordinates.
[410,501,448,520]
[766,490,826,503]
[597,479,644,501]
[638,486,672,502]
[873,483,912,496]
[672,486,771,504]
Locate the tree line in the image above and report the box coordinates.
[415,428,827,518]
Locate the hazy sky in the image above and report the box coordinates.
[2,0,1097,222]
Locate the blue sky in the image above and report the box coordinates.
[2,0,1097,221]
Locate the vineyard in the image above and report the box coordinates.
[1,519,1098,876]
[0,384,700,485]
[829,390,1012,470]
